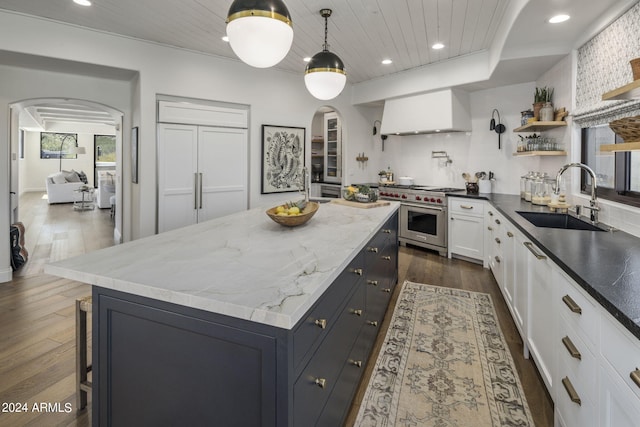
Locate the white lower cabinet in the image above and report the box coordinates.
[524,239,555,393]
[448,198,485,261]
[481,201,640,427]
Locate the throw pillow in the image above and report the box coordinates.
[65,171,81,182]
[51,172,67,185]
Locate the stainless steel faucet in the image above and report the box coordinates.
[555,162,599,223]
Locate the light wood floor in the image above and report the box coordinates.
[0,194,552,427]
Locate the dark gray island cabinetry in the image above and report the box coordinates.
[46,203,399,427]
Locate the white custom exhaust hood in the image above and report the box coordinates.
[380,89,471,136]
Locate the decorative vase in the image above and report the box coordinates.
[540,102,554,122]
[532,102,544,120]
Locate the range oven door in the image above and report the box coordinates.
[399,203,447,250]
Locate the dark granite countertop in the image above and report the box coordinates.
[450,192,640,341]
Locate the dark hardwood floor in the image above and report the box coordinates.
[1,194,552,426]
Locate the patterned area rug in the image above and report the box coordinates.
[354,281,534,427]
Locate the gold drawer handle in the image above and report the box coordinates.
[353,268,363,276]
[314,319,327,329]
[460,205,474,209]
[495,219,501,224]
[524,242,547,260]
[507,231,514,238]
[367,247,379,253]
[351,360,363,368]
[382,256,391,261]
[631,369,640,388]
[353,309,363,316]
[315,378,327,388]
[367,280,378,286]
[488,211,494,216]
[383,288,391,293]
[562,336,582,360]
[383,229,392,234]
[562,377,581,405]
[495,237,501,244]
[494,256,501,264]
[487,226,493,231]
[562,295,582,315]
[367,320,378,327]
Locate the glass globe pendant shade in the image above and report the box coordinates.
[304,50,346,100]
[226,0,293,68]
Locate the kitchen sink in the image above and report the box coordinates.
[516,211,605,231]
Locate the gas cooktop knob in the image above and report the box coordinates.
[395,194,400,198]
[436,198,442,204]
[401,194,407,199]
[430,198,436,203]
[415,196,421,201]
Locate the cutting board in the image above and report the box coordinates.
[330,199,391,209]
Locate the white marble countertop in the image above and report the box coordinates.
[45,201,400,329]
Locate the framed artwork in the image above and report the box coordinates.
[131,126,139,183]
[261,125,306,194]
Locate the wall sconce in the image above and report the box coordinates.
[489,109,506,149]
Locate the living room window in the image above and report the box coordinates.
[40,132,78,159]
[95,135,116,162]
[581,124,640,208]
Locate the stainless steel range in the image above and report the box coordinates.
[379,185,464,256]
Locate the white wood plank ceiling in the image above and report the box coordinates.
[0,0,629,125]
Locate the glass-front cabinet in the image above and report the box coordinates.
[324,112,342,183]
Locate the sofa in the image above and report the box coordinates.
[45,170,88,204]
[96,170,116,208]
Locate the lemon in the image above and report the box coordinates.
[276,206,285,213]
[288,206,301,215]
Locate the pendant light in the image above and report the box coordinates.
[226,0,293,68]
[304,9,346,100]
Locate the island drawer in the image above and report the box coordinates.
[293,285,365,425]
[293,252,365,370]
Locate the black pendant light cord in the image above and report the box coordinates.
[321,9,331,52]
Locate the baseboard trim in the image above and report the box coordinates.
[0,266,13,283]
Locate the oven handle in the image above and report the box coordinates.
[401,203,444,212]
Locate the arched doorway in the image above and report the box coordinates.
[9,98,124,247]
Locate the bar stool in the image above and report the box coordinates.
[76,296,92,411]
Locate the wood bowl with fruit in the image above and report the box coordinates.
[266,199,319,227]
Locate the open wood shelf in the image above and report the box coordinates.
[512,151,567,157]
[602,80,640,101]
[513,121,568,132]
[600,141,640,152]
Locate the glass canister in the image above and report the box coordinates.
[520,174,528,199]
[531,176,548,205]
[524,171,537,202]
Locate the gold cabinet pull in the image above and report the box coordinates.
[562,377,581,405]
[507,231,514,238]
[460,205,474,209]
[353,268,363,276]
[631,369,640,388]
[367,247,379,253]
[314,319,327,329]
[315,378,327,388]
[488,211,494,216]
[494,256,501,264]
[383,229,391,234]
[495,237,501,244]
[367,280,378,286]
[383,288,392,293]
[367,320,378,327]
[382,256,391,261]
[562,336,582,360]
[487,226,493,231]
[523,242,547,260]
[353,309,363,316]
[351,360,362,367]
[495,219,501,225]
[562,295,582,314]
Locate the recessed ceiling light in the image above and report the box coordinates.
[222,35,229,42]
[73,0,92,6]
[381,59,392,65]
[432,43,445,50]
[549,14,570,23]
[303,57,311,62]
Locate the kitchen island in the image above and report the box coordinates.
[45,201,400,426]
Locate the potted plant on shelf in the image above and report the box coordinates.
[533,87,554,120]
[378,170,388,182]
